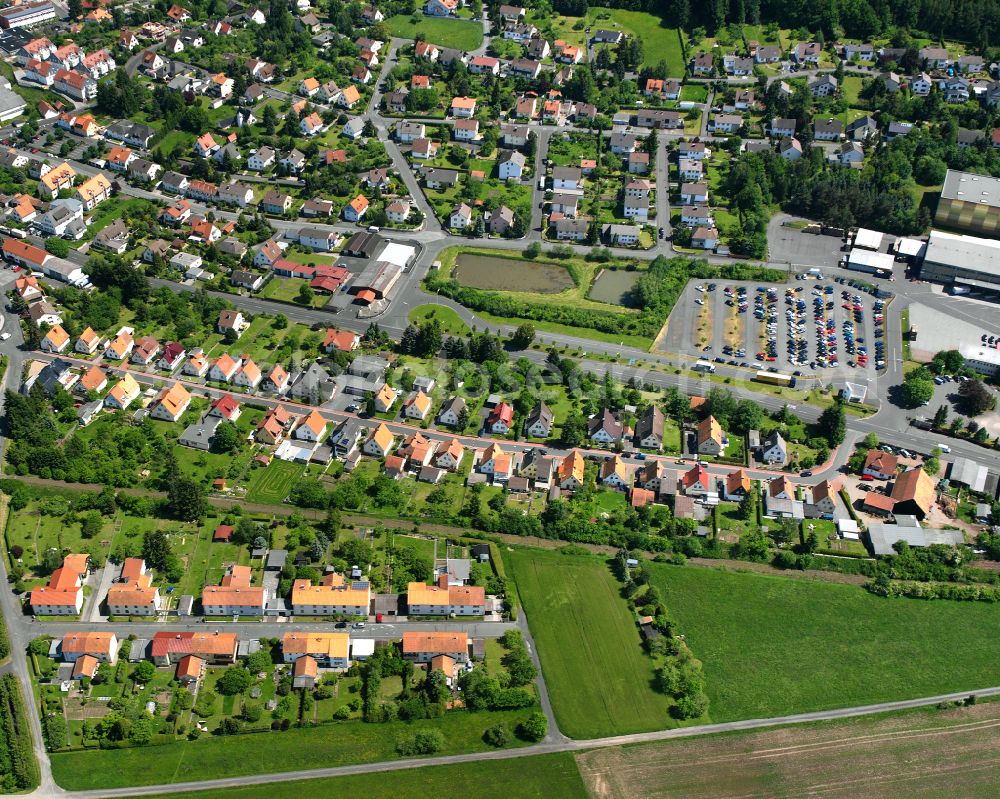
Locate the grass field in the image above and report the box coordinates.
[129,754,586,799]
[586,9,684,72]
[652,565,1000,722]
[244,459,304,504]
[576,701,1000,799]
[408,304,471,337]
[507,548,670,738]
[50,709,535,790]
[386,14,484,50]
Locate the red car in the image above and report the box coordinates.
[860,474,875,481]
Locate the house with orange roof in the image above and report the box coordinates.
[10,193,39,224]
[292,654,318,688]
[450,95,477,117]
[208,352,239,382]
[890,467,935,520]
[175,654,203,684]
[557,449,585,489]
[59,631,117,662]
[262,363,289,394]
[290,573,370,617]
[106,568,162,616]
[72,654,99,679]
[104,373,141,410]
[323,328,359,353]
[282,631,352,669]
[298,76,320,96]
[630,487,655,508]
[150,632,238,665]
[600,454,630,490]
[374,383,397,413]
[40,324,69,353]
[183,352,209,377]
[696,415,727,456]
[407,575,486,616]
[295,409,328,442]
[31,555,91,615]
[75,326,100,354]
[768,476,795,501]
[14,275,43,303]
[150,382,191,422]
[404,389,433,421]
[863,449,899,480]
[201,564,267,615]
[724,468,751,499]
[74,172,112,211]
[78,365,107,394]
[363,423,395,457]
[209,393,241,422]
[233,357,262,389]
[401,630,469,663]
[434,438,464,471]
[299,112,324,136]
[194,132,219,157]
[338,84,360,108]
[806,478,841,516]
[104,329,133,360]
[106,145,134,171]
[256,405,292,444]
[37,161,76,198]
[344,194,369,222]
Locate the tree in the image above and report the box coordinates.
[815,400,846,447]
[216,666,253,696]
[79,510,102,539]
[958,380,995,416]
[900,374,934,408]
[737,489,757,521]
[141,530,172,572]
[167,477,206,521]
[132,660,156,683]
[296,284,315,304]
[510,323,535,350]
[483,724,510,747]
[44,238,70,257]
[933,404,949,428]
[517,711,547,741]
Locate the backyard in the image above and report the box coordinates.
[652,564,1000,722]
[507,547,670,738]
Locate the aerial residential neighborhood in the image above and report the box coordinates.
[0,0,999,795]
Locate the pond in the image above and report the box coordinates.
[588,268,641,307]
[453,254,575,293]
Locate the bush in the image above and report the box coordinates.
[516,711,548,742]
[395,729,445,755]
[483,723,510,747]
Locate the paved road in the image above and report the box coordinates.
[55,683,1000,799]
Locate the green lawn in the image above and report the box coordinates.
[408,304,471,337]
[125,754,586,799]
[507,548,670,738]
[652,565,1000,723]
[386,14,484,50]
[259,277,329,308]
[586,9,684,72]
[50,709,535,790]
[244,459,304,504]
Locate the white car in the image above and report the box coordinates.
[0,332,9,341]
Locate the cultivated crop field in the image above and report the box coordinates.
[652,565,1000,721]
[576,701,1000,799]
[508,549,670,738]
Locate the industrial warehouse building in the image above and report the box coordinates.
[919,230,1000,291]
[935,170,1000,236]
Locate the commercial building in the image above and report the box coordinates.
[959,342,1000,376]
[919,230,1000,291]
[0,1,56,28]
[935,169,1000,236]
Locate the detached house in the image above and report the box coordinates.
[696,415,726,456]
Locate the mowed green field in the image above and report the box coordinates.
[508,549,670,738]
[386,15,484,50]
[652,565,1000,722]
[50,710,535,790]
[244,459,304,504]
[130,754,587,799]
[589,9,684,72]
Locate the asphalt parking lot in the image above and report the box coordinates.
[669,278,889,378]
[768,221,848,269]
